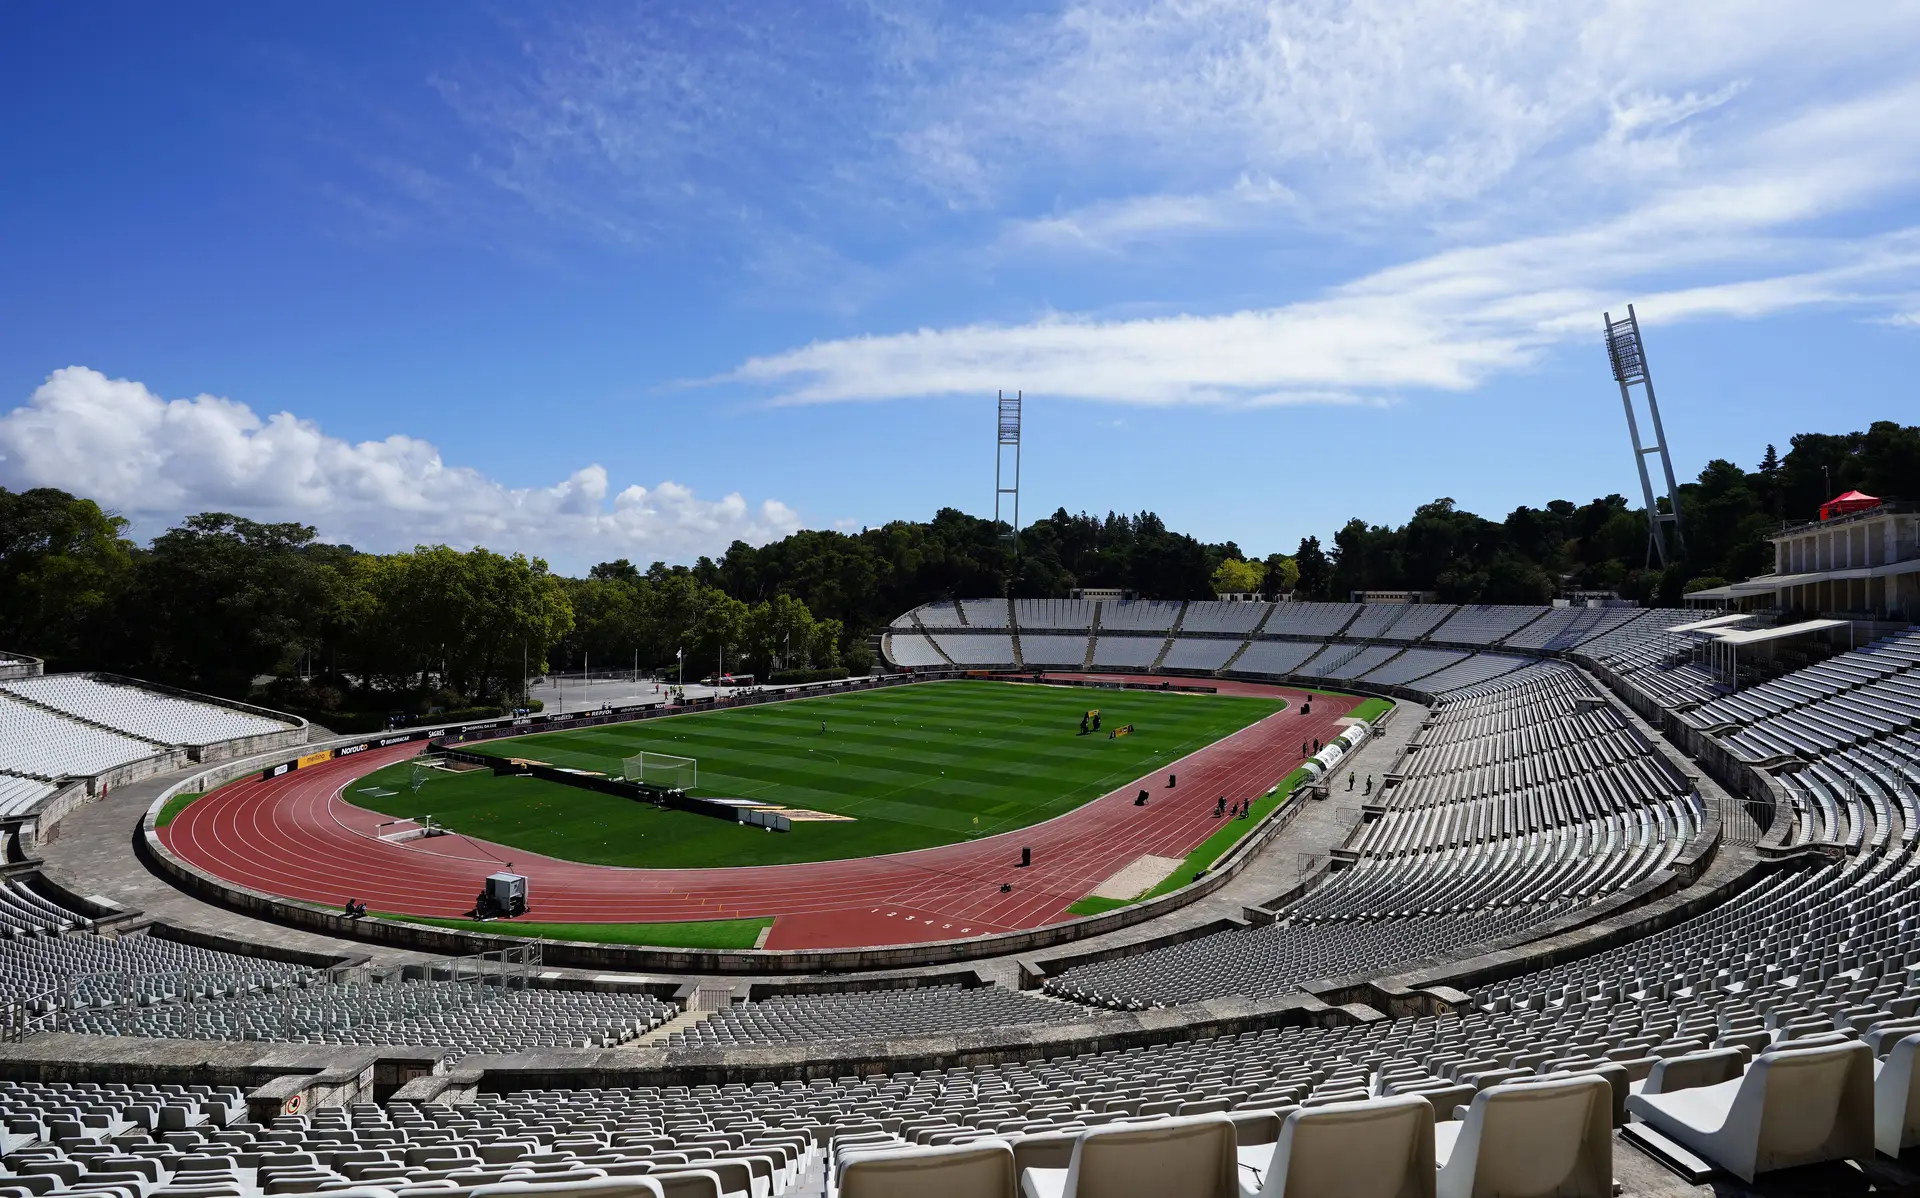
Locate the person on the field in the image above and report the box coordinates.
[1167,772,1176,787]
[1347,772,1355,791]
[1365,775,1374,795]
[1313,737,1321,752]
[1215,795,1227,817]
[1301,740,1308,756]
[1136,789,1149,806]
[820,721,827,734]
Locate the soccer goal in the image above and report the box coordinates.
[623,751,697,792]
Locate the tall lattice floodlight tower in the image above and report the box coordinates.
[994,390,1022,557]
[1603,304,1686,568]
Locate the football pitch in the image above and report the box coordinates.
[342,680,1285,869]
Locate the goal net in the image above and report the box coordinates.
[622,752,697,792]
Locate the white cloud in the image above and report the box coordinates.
[0,368,801,567]
[730,49,1920,408]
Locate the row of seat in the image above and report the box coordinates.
[663,986,1083,1050]
[0,677,296,749]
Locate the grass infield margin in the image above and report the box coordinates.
[1067,764,1311,916]
[154,792,203,829]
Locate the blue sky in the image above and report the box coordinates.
[2,2,1917,571]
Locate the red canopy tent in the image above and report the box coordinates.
[1819,490,1881,520]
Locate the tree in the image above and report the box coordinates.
[1260,554,1300,599]
[1209,557,1265,595]
[131,514,355,696]
[0,487,134,668]
[1293,536,1332,600]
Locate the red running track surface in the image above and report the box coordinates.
[161,677,1358,950]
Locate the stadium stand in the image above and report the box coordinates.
[1,676,297,747]
[1094,600,1182,632]
[1158,638,1241,672]
[1305,644,1402,681]
[1044,662,1699,1009]
[1176,601,1269,634]
[880,631,946,668]
[1427,605,1548,646]
[1262,602,1359,638]
[927,634,1016,666]
[1336,602,1413,641]
[1012,599,1095,630]
[1227,640,1326,677]
[1500,605,1646,652]
[1407,652,1526,693]
[1087,636,1162,670]
[61,984,675,1057]
[9,591,1920,1193]
[1360,647,1469,686]
[663,985,1085,1049]
[1017,635,1090,667]
[957,600,1011,628]
[0,773,58,819]
[910,601,964,628]
[0,694,165,780]
[1380,603,1458,642]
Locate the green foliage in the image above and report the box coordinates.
[1209,557,1266,594]
[154,792,203,828]
[1261,554,1300,598]
[1348,697,1394,722]
[0,488,134,667]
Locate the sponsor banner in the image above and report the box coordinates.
[296,749,334,769]
[261,762,292,780]
[335,743,368,757]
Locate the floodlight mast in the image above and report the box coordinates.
[994,391,1022,559]
[1604,304,1686,568]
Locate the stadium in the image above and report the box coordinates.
[6,495,1920,1196]
[7,8,1920,1196]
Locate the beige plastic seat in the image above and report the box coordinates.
[1434,1076,1611,1198]
[644,1172,723,1198]
[838,1141,1016,1198]
[469,1180,662,1198]
[1634,1048,1745,1097]
[1625,1041,1873,1182]
[1875,1032,1920,1158]
[1020,1115,1237,1198]
[1241,1097,1434,1198]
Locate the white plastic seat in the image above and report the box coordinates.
[1020,1115,1237,1198]
[1434,1076,1610,1198]
[1874,1032,1920,1158]
[1625,1041,1874,1181]
[1240,1097,1433,1198]
[838,1141,1015,1198]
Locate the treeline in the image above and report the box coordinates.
[0,498,851,722]
[1305,420,1919,605]
[2,419,1912,710]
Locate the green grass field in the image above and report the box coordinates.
[341,680,1284,869]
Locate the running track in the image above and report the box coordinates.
[161,678,1358,949]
